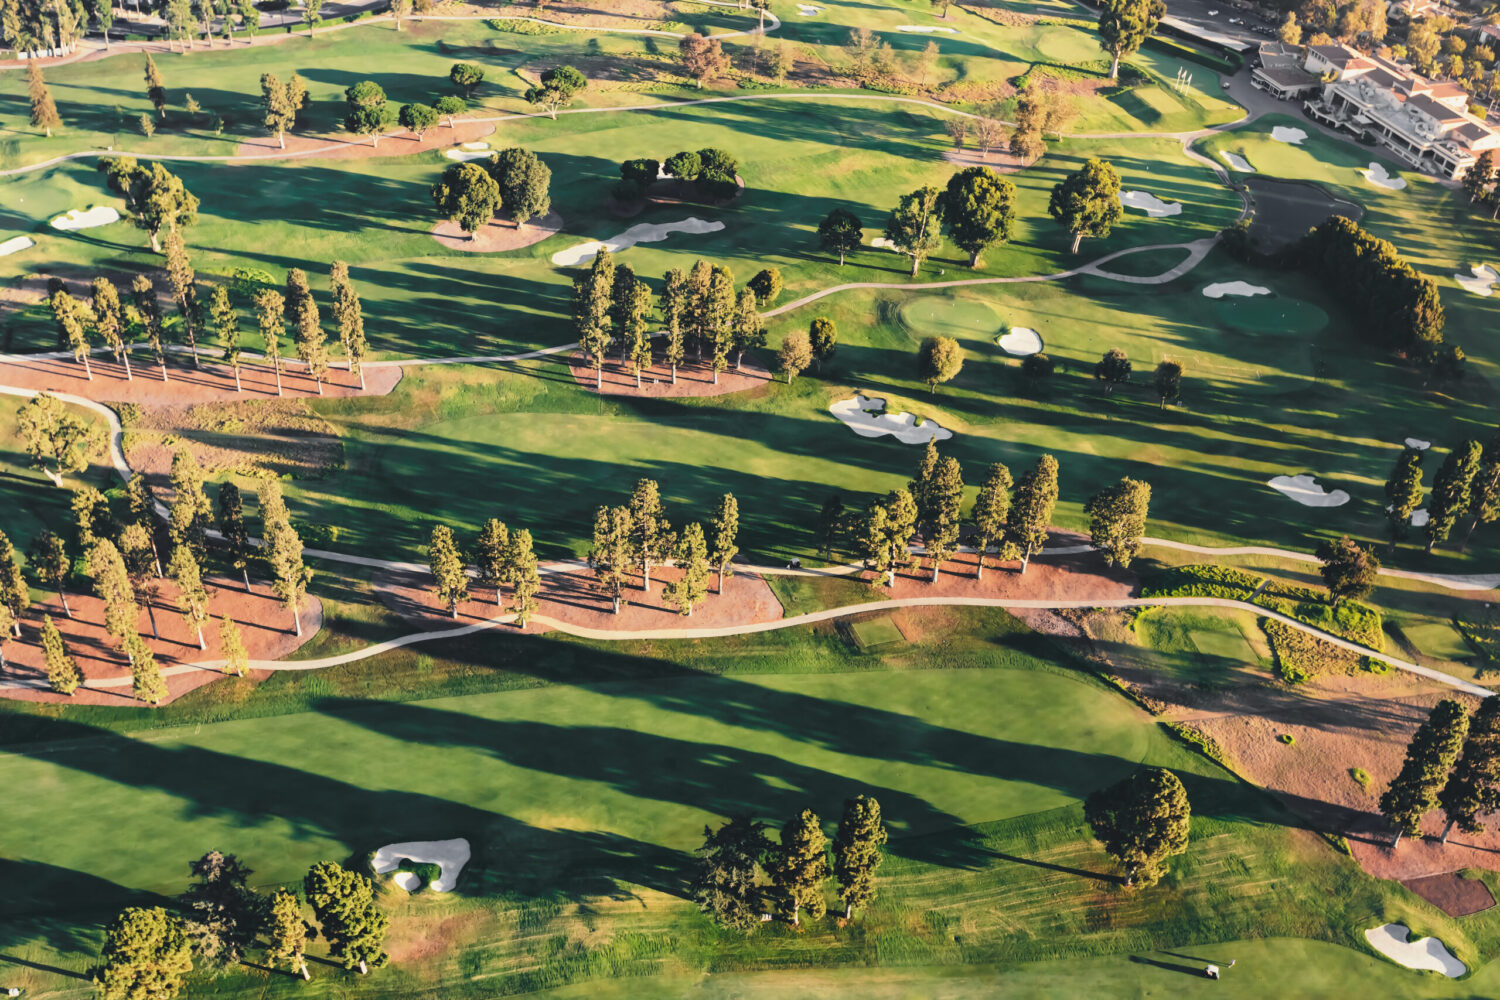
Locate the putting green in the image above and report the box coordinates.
[1190,627,1258,664]
[1035,26,1104,65]
[1215,295,1329,335]
[900,295,1003,342]
[1404,622,1475,661]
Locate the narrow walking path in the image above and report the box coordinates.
[38,592,1492,700]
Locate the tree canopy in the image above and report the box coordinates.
[1084,766,1190,886]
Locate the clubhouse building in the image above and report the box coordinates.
[1253,41,1500,178]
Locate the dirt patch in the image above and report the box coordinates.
[232,119,496,162]
[431,211,563,253]
[375,561,783,636]
[1069,605,1500,882]
[0,576,319,707]
[0,352,400,406]
[0,267,167,325]
[881,536,1136,606]
[565,349,773,398]
[944,147,1036,175]
[1400,872,1496,917]
[125,397,344,481]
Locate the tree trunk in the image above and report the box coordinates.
[358,367,366,390]
[150,231,161,253]
[315,376,323,396]
[358,961,368,975]
[82,353,93,379]
[122,351,133,380]
[968,249,979,267]
[1110,52,1121,80]
[596,362,603,390]
[242,567,251,592]
[279,130,285,149]
[197,624,205,650]
[1020,543,1032,574]
[909,255,919,277]
[839,249,846,266]
[160,357,168,382]
[718,567,724,593]
[931,560,940,581]
[234,365,242,391]
[274,363,283,396]
[292,604,302,636]
[1070,231,1083,254]
[636,368,642,389]
[671,363,677,384]
[791,900,799,925]
[1442,818,1456,844]
[736,349,743,371]
[612,594,621,614]
[450,599,458,619]
[59,589,71,617]
[713,368,719,384]
[299,960,310,981]
[643,560,651,591]
[1391,828,1402,848]
[844,902,852,919]
[145,600,159,638]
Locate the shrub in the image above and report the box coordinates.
[1350,767,1371,788]
[398,859,443,888]
[1159,721,1231,769]
[1140,564,1263,601]
[1278,733,1295,745]
[1262,617,1364,683]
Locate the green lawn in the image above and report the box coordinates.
[1403,621,1475,662]
[1,606,1494,998]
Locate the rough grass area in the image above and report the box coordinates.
[125,399,344,480]
[1403,621,1476,662]
[1261,617,1369,684]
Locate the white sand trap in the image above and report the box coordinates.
[0,236,35,256]
[1361,162,1406,190]
[1454,263,1498,296]
[50,206,120,230]
[830,394,952,445]
[1202,281,1270,298]
[1404,438,1430,450]
[1411,508,1430,527]
[1271,125,1307,144]
[898,25,959,33]
[371,838,471,893]
[1364,924,1465,977]
[1219,151,1255,172]
[552,218,725,267]
[444,149,491,161]
[796,3,823,13]
[1120,190,1182,217]
[460,141,490,151]
[870,237,900,252]
[391,871,421,892]
[998,327,1042,356]
[1267,474,1350,507]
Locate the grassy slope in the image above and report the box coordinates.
[0,607,1491,999]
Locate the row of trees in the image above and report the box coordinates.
[689,794,887,930]
[1302,216,1454,371]
[572,252,785,388]
[616,147,740,205]
[817,158,1124,277]
[0,449,309,702]
[853,443,1153,585]
[589,481,739,616]
[431,146,552,238]
[45,251,369,393]
[426,519,541,626]
[1382,433,1500,555]
[95,854,388,1000]
[1381,697,1500,849]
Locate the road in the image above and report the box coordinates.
[1165,0,1277,47]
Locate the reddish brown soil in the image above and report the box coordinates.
[944,147,1036,175]
[375,562,783,635]
[0,353,401,405]
[565,350,774,398]
[876,542,1136,605]
[431,211,563,253]
[1400,872,1497,916]
[0,576,320,707]
[233,119,495,161]
[1071,604,1500,883]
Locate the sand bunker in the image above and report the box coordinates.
[1364,924,1465,977]
[1361,162,1406,190]
[830,394,952,444]
[1219,151,1255,172]
[1267,474,1350,507]
[1411,508,1430,527]
[1120,190,1182,217]
[1404,438,1430,450]
[0,236,35,256]
[898,25,959,33]
[1202,281,1270,298]
[552,218,724,267]
[371,838,471,893]
[1454,263,1498,296]
[998,327,1042,356]
[796,3,823,13]
[391,871,421,892]
[50,206,121,230]
[1271,125,1307,144]
[870,237,899,252]
[445,142,491,162]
